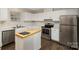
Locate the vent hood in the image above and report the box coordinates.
[44,19,53,22]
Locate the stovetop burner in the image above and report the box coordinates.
[45,23,54,28]
[19,32,30,35]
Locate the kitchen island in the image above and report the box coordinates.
[15,28,41,50]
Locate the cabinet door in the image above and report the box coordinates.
[34,14,44,21]
[33,32,41,49]
[51,29,59,41]
[0,8,10,21]
[43,12,53,19]
[53,30,59,41]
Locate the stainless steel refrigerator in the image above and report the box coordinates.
[60,15,78,49]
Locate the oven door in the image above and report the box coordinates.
[42,28,50,35]
[42,28,51,40]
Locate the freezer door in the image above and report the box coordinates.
[60,15,77,26]
[71,26,78,48]
[60,25,74,46]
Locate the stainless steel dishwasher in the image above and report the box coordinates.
[2,29,15,46]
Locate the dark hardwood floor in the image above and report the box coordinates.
[1,38,77,50]
[1,42,15,50]
[40,38,77,50]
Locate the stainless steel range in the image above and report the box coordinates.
[42,26,51,40]
[41,19,54,40]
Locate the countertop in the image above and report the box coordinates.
[0,27,14,31]
[16,28,41,38]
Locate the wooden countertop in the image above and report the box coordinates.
[16,28,41,38]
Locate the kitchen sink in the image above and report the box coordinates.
[19,32,30,35]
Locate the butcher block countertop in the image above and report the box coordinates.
[16,28,41,38]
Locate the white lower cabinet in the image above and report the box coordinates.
[51,28,59,42]
[33,32,41,50]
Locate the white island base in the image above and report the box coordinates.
[15,32,41,50]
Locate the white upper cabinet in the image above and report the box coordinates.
[31,8,53,21]
[44,8,53,12]
[43,8,53,19]
[52,9,79,21]
[43,12,53,19]
[20,12,32,21]
[33,13,44,21]
[10,13,20,21]
[19,8,79,21]
[33,12,53,21]
[52,10,66,21]
[0,8,10,21]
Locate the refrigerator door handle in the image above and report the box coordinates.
[60,30,61,32]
